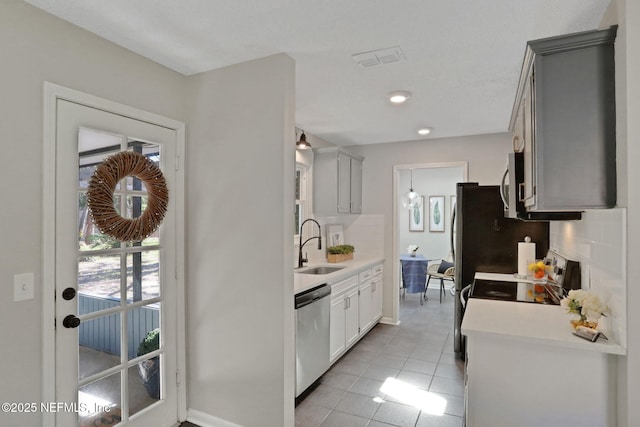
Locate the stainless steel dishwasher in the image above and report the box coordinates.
[295,283,331,398]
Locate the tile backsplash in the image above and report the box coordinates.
[550,208,626,348]
[302,214,385,265]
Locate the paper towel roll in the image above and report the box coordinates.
[518,240,536,277]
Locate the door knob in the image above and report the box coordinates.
[63,315,81,328]
[62,287,76,300]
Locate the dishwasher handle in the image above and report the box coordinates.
[295,283,331,309]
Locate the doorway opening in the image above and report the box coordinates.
[392,162,468,324]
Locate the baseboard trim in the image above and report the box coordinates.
[380,317,400,325]
[187,408,243,427]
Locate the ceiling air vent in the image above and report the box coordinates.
[352,46,406,68]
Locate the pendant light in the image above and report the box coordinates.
[296,130,311,150]
[401,169,423,209]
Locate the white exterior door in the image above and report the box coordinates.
[52,97,181,427]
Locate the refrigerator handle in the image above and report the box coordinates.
[460,284,472,309]
[500,168,509,209]
[450,204,456,260]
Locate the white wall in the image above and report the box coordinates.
[348,133,512,323]
[0,2,185,426]
[596,0,640,425]
[623,0,640,423]
[184,54,295,427]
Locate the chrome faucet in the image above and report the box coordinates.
[298,219,322,268]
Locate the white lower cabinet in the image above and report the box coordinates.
[329,294,347,362]
[358,279,373,333]
[329,263,384,364]
[330,275,358,363]
[345,286,360,348]
[465,334,616,426]
[358,268,373,333]
[371,264,383,321]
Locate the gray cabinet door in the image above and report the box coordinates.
[522,75,536,207]
[313,147,364,215]
[350,156,363,214]
[337,152,351,213]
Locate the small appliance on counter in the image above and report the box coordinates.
[543,249,581,292]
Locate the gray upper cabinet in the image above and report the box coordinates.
[510,26,617,212]
[314,148,364,215]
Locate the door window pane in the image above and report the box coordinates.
[129,363,160,415]
[78,372,121,425]
[128,310,160,361]
[78,193,122,252]
[126,251,160,302]
[78,254,122,314]
[78,313,121,380]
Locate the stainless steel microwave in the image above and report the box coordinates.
[501,152,581,221]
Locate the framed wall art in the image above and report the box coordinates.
[409,196,425,232]
[326,224,345,247]
[429,195,445,232]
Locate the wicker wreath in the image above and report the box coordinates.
[87,151,168,242]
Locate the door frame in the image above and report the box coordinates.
[391,162,468,325]
[42,82,186,427]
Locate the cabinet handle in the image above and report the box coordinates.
[518,182,525,202]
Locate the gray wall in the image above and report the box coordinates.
[624,1,640,422]
[0,2,184,426]
[0,2,295,427]
[184,54,295,427]
[601,0,640,424]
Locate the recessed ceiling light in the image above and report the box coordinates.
[417,128,432,135]
[389,91,412,104]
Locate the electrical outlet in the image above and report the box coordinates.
[14,272,34,302]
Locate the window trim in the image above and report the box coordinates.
[295,163,308,241]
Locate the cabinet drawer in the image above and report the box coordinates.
[331,275,358,297]
[359,268,372,282]
[372,264,383,276]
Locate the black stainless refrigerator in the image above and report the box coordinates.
[453,183,550,356]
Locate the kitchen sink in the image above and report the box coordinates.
[296,266,345,275]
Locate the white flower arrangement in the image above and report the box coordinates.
[407,245,419,254]
[560,289,607,323]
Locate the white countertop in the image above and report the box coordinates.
[294,257,384,295]
[462,274,625,355]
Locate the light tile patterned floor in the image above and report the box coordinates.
[295,288,463,427]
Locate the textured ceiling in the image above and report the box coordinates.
[24,0,611,146]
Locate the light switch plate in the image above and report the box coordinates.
[14,272,34,302]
